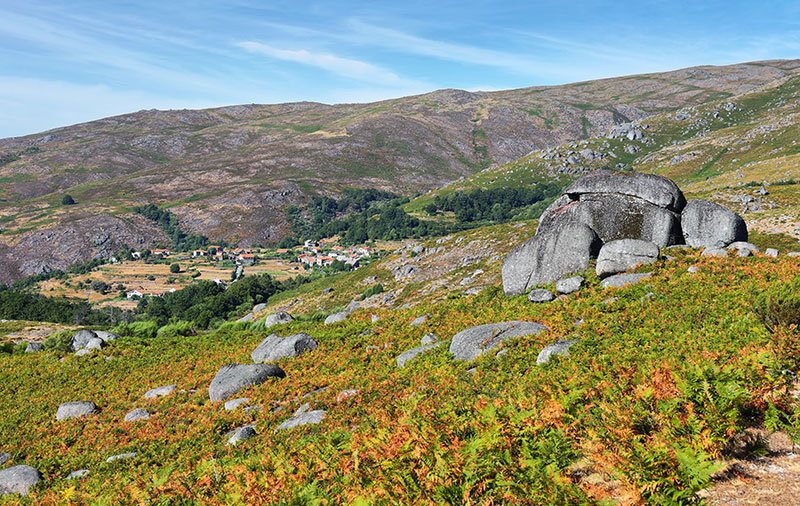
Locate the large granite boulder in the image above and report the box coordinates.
[56,401,97,420]
[0,465,41,496]
[250,333,318,363]
[681,199,747,248]
[596,239,660,278]
[208,364,286,402]
[449,321,548,361]
[70,330,98,352]
[563,171,686,211]
[502,222,601,296]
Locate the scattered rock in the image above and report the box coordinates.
[56,401,97,420]
[226,425,257,446]
[346,300,361,312]
[70,329,97,351]
[124,408,150,422]
[66,469,90,480]
[449,321,548,361]
[302,386,328,398]
[144,385,176,399]
[701,248,728,257]
[250,333,318,363]
[727,241,759,254]
[106,453,137,463]
[420,333,438,345]
[502,222,601,295]
[243,405,261,414]
[596,239,660,278]
[766,248,779,257]
[336,389,359,403]
[537,340,580,366]
[409,315,428,326]
[224,398,250,411]
[94,331,120,343]
[0,453,8,465]
[24,342,43,353]
[688,266,700,274]
[321,287,334,295]
[324,312,349,325]
[681,199,747,248]
[0,465,41,496]
[556,276,584,294]
[787,252,800,257]
[601,272,652,289]
[371,314,380,323]
[264,312,294,328]
[396,342,443,367]
[528,289,555,303]
[208,364,286,402]
[275,410,327,431]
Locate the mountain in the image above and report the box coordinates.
[1,59,799,284]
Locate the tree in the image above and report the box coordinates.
[90,280,109,294]
[170,263,181,274]
[61,194,76,205]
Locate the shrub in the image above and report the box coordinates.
[752,276,800,332]
[113,321,159,339]
[61,194,75,205]
[359,283,384,301]
[156,321,195,339]
[170,263,181,274]
[43,331,72,353]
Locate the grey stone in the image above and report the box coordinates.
[224,398,250,411]
[24,342,43,353]
[250,333,318,363]
[371,315,380,323]
[208,363,286,402]
[420,333,438,345]
[124,408,150,422]
[766,248,779,257]
[264,312,294,328]
[688,266,700,274]
[596,239,660,278]
[787,252,800,257]
[449,321,548,361]
[226,425,257,446]
[409,315,428,326]
[536,340,580,366]
[106,453,137,463]
[56,401,97,420]
[556,276,584,294]
[528,289,556,303]
[601,272,652,289]
[70,329,98,351]
[302,386,328,398]
[144,384,176,399]
[94,331,120,343]
[681,199,747,248]
[324,312,349,325]
[502,222,601,295]
[727,241,759,254]
[701,248,728,257]
[346,300,361,312]
[66,469,90,480]
[84,338,104,351]
[737,248,752,257]
[275,410,326,431]
[321,287,334,295]
[295,402,311,416]
[563,170,686,211]
[0,453,9,465]
[412,245,425,254]
[243,406,261,414]
[396,342,443,367]
[0,465,41,496]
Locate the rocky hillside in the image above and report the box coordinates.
[1,60,798,284]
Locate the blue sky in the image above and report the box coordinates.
[1,0,799,138]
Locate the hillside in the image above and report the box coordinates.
[1,59,799,284]
[1,219,800,504]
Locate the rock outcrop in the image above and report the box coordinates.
[449,321,548,361]
[208,364,286,402]
[596,239,660,278]
[250,333,318,363]
[681,199,747,248]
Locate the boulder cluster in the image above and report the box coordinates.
[502,171,748,295]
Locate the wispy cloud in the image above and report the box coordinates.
[237,41,426,87]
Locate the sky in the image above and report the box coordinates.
[0,0,799,138]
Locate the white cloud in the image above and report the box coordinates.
[237,41,425,88]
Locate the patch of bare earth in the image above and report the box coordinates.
[699,431,800,505]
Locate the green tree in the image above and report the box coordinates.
[170,263,181,274]
[61,194,76,205]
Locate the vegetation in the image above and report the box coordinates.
[133,204,216,252]
[425,183,563,223]
[61,194,76,205]
[0,289,123,325]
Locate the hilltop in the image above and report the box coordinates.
[1,59,799,284]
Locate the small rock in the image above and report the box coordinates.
[251,333,318,363]
[24,342,43,353]
[264,312,294,328]
[528,288,556,303]
[324,312,349,325]
[687,266,700,274]
[321,287,334,295]
[641,292,656,302]
[84,338,104,351]
[765,248,779,257]
[346,300,361,312]
[537,340,580,366]
[106,452,137,463]
[56,401,97,420]
[94,331,120,343]
[124,408,150,422]
[409,315,428,326]
[336,389,359,403]
[787,252,800,257]
[371,315,380,323]
[556,276,584,294]
[396,342,443,367]
[275,410,327,431]
[726,241,759,254]
[226,425,257,446]
[601,272,652,289]
[737,248,752,257]
[243,405,262,414]
[0,465,42,496]
[144,384,176,399]
[603,297,618,305]
[0,453,9,465]
[224,398,250,411]
[595,239,659,278]
[420,333,438,345]
[701,248,728,257]
[66,469,90,480]
[302,386,328,398]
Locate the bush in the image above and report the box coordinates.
[61,194,75,205]
[359,283,384,301]
[156,321,195,339]
[170,263,181,274]
[43,331,72,353]
[753,276,800,332]
[113,321,159,339]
